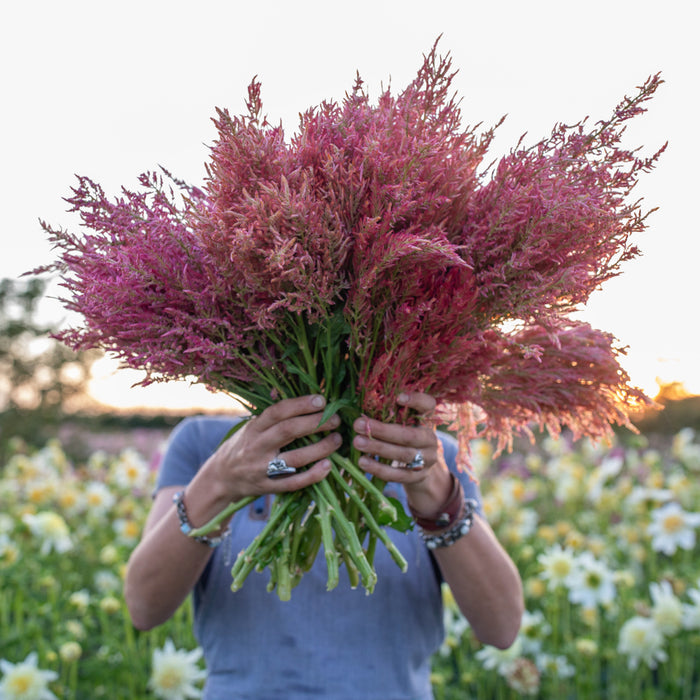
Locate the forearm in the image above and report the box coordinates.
[433,514,523,649]
[407,469,523,648]
[125,470,234,630]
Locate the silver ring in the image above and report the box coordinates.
[406,450,425,471]
[266,456,296,479]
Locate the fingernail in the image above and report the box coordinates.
[398,393,409,404]
[332,432,342,445]
[311,395,325,408]
[355,418,367,433]
[354,436,367,448]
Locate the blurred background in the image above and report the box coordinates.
[1,0,698,455]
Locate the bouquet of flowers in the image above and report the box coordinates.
[37,43,663,598]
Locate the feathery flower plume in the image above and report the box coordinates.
[35,41,663,596]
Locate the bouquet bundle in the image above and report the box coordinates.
[38,44,663,598]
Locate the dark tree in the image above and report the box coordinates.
[0,276,100,454]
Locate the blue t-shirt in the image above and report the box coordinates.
[157,415,481,700]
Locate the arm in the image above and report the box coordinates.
[124,395,341,630]
[353,392,524,649]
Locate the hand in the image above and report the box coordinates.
[352,391,454,513]
[205,395,341,502]
[352,391,439,480]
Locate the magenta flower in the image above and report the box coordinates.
[35,41,664,595]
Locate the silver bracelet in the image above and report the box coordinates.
[173,490,230,548]
[419,498,479,550]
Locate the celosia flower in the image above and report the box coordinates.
[649,580,683,636]
[148,639,206,700]
[35,42,664,594]
[0,652,58,700]
[21,512,72,555]
[618,616,668,670]
[647,502,700,555]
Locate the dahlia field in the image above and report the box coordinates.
[1,427,699,699]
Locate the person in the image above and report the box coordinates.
[125,391,523,699]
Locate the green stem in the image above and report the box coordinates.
[314,489,339,591]
[189,496,257,537]
[315,479,377,592]
[329,466,407,572]
[331,453,396,519]
[230,497,292,591]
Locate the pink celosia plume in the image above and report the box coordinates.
[36,40,663,457]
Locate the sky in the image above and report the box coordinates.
[1,0,697,411]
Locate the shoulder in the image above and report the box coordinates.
[156,414,246,490]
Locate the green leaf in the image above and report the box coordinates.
[318,397,355,426]
[284,361,321,393]
[217,415,252,447]
[378,497,414,533]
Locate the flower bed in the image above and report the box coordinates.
[1,427,699,698]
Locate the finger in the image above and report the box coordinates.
[358,454,430,484]
[266,457,333,493]
[281,432,342,468]
[397,391,436,415]
[354,416,432,450]
[253,395,327,433]
[352,433,433,467]
[264,411,340,451]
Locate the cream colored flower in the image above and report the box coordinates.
[535,652,575,679]
[21,512,72,555]
[519,609,550,655]
[565,552,616,609]
[682,585,700,630]
[538,544,576,590]
[84,482,116,516]
[149,639,206,700]
[58,642,82,664]
[0,652,58,700]
[649,581,683,636]
[474,637,523,675]
[110,449,151,491]
[647,502,700,555]
[618,616,667,670]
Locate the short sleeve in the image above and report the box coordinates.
[155,416,240,492]
[437,430,484,517]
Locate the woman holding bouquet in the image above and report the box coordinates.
[125,391,523,700]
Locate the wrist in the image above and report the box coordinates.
[404,466,454,516]
[184,459,240,529]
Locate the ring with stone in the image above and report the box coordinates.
[266,456,297,479]
[406,450,425,471]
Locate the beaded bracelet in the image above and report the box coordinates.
[173,490,230,548]
[407,474,479,549]
[418,498,479,549]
